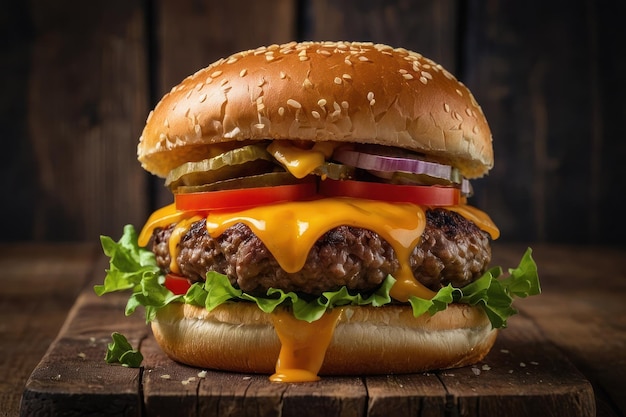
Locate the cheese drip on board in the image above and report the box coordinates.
[270,307,344,382]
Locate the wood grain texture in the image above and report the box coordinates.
[0,244,99,417]
[463,0,626,244]
[9,0,150,241]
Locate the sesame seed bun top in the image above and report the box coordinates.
[138,41,493,179]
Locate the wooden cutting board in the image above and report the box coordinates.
[20,281,595,417]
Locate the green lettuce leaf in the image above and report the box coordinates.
[95,224,181,323]
[407,248,540,328]
[183,270,395,323]
[105,332,143,368]
[96,225,540,329]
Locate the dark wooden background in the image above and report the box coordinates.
[2,0,625,245]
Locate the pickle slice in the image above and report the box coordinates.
[176,171,309,193]
[166,144,274,190]
[313,162,355,180]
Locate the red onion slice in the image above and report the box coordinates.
[334,148,455,182]
[333,147,473,196]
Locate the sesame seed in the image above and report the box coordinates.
[344,58,352,66]
[287,99,302,109]
[443,69,455,80]
[370,99,376,106]
[333,101,341,111]
[299,56,309,61]
[303,78,313,88]
[367,91,375,101]
[412,62,421,72]
[211,70,223,78]
[472,125,480,134]
[318,49,331,56]
[195,82,204,91]
[184,107,190,117]
[186,90,193,99]
[342,73,352,80]
[341,101,349,109]
[456,89,463,96]
[334,77,342,85]
[419,76,428,84]
[254,123,265,129]
[399,69,408,74]
[403,73,414,80]
[311,110,321,119]
[220,79,228,87]
[240,69,247,77]
[226,57,238,64]
[421,71,433,80]
[453,111,463,121]
[317,99,327,108]
[444,103,450,113]
[358,56,370,62]
[278,107,285,116]
[298,49,307,56]
[164,118,169,128]
[279,71,287,79]
[465,108,473,117]
[265,54,275,62]
[205,77,213,84]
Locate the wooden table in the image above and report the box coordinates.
[1,243,624,416]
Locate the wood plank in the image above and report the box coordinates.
[25,0,150,240]
[20,290,149,417]
[439,313,595,417]
[365,374,447,417]
[463,0,626,244]
[0,244,98,417]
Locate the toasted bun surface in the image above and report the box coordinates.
[151,302,497,375]
[138,41,493,179]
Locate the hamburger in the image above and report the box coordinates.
[96,41,540,382]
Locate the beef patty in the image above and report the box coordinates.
[152,208,491,295]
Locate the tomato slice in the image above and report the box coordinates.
[319,179,460,206]
[164,273,192,295]
[175,181,317,211]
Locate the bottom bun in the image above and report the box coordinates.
[151,302,497,375]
